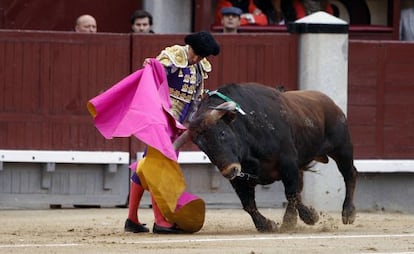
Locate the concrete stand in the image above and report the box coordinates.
[289,12,349,211]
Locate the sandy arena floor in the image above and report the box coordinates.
[0,207,414,254]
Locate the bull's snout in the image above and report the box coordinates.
[221,163,241,180]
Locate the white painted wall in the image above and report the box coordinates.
[295,12,349,212]
[143,0,192,34]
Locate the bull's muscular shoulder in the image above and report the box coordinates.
[156,45,188,68]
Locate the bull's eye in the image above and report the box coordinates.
[220,130,226,139]
[195,140,203,147]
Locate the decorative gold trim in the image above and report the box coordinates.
[156,45,188,68]
[199,58,212,72]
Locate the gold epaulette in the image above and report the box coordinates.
[156,45,188,68]
[199,58,212,73]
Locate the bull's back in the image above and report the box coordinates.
[283,90,340,111]
[219,83,283,110]
[282,90,350,159]
[282,90,345,124]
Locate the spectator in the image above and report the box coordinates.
[282,0,334,23]
[75,14,97,33]
[400,7,414,41]
[123,31,220,234]
[215,0,268,26]
[335,0,370,25]
[256,0,285,25]
[130,10,154,33]
[221,7,242,33]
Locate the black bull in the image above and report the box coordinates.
[175,83,358,232]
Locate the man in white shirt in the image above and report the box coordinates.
[400,7,414,41]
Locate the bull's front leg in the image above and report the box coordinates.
[230,179,277,232]
[280,159,319,231]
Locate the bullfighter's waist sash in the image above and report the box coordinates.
[167,65,202,123]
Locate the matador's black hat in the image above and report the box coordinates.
[184,31,220,57]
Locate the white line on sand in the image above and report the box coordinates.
[0,243,82,248]
[359,253,414,254]
[1,233,413,249]
[125,233,414,244]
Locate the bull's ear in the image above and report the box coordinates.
[223,110,236,124]
[205,101,237,126]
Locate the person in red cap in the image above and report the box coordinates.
[124,31,220,234]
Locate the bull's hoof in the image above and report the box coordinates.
[298,205,319,225]
[257,219,278,233]
[342,205,356,224]
[281,208,298,231]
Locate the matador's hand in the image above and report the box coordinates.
[143,58,151,66]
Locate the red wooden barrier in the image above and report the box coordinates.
[129,33,298,153]
[0,30,131,152]
[1,30,413,160]
[131,33,298,90]
[348,41,414,159]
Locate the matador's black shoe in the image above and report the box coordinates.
[152,223,185,234]
[124,219,150,233]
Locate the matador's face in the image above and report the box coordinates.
[187,46,203,65]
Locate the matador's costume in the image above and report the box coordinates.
[131,46,214,232]
[156,44,212,123]
[88,31,220,234]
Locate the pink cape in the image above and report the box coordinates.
[87,59,185,161]
[87,59,205,233]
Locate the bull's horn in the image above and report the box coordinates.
[173,130,190,150]
[210,101,237,112]
[206,101,238,123]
